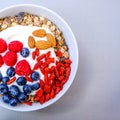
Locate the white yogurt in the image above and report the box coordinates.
[0,25,58,95]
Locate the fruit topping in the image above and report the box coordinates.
[8,85,20,97]
[16,77,27,86]
[3,51,17,66]
[20,47,30,57]
[30,71,40,81]
[0,38,7,53]
[15,60,32,76]
[8,41,23,52]
[6,67,15,77]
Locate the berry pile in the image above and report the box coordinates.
[0,37,72,106]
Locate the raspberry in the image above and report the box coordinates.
[3,51,17,66]
[15,60,32,76]
[0,38,7,53]
[8,41,23,52]
[0,55,4,67]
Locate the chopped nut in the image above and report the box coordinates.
[62,51,69,59]
[12,22,18,26]
[47,21,52,26]
[50,25,56,31]
[1,24,7,29]
[58,39,64,46]
[62,45,68,51]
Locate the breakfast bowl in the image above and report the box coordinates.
[0,4,78,111]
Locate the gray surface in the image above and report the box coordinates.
[0,0,120,120]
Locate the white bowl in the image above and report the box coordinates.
[0,4,79,111]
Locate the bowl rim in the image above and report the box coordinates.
[0,4,79,112]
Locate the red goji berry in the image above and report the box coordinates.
[45,51,51,60]
[50,66,55,72]
[41,62,48,69]
[36,89,43,97]
[65,63,70,67]
[37,54,46,61]
[46,58,54,64]
[44,72,48,84]
[59,67,65,76]
[34,97,40,101]
[51,80,55,86]
[39,79,45,89]
[55,81,62,87]
[40,67,45,74]
[49,73,55,80]
[55,67,59,77]
[58,76,64,81]
[35,48,40,56]
[55,87,61,94]
[50,88,55,99]
[24,101,32,106]
[45,93,50,101]
[56,50,62,58]
[33,61,42,70]
[32,51,36,60]
[65,67,71,77]
[7,76,16,85]
[25,76,33,82]
[44,67,50,73]
[64,59,72,64]
[44,84,51,93]
[56,62,61,69]
[39,95,45,104]
[61,77,69,84]
[53,85,57,90]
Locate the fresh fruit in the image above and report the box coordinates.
[32,29,46,37]
[20,47,30,57]
[8,85,20,97]
[9,98,18,106]
[3,51,17,66]
[2,94,11,104]
[0,84,8,94]
[0,38,7,53]
[16,77,27,86]
[23,84,32,94]
[0,55,4,67]
[8,41,23,52]
[2,77,9,84]
[31,82,40,90]
[18,92,27,102]
[28,36,35,48]
[30,71,40,81]
[6,67,15,77]
[35,40,51,50]
[15,60,32,76]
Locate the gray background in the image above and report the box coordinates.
[0,0,120,120]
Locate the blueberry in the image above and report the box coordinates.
[16,77,27,86]
[2,94,11,104]
[0,84,8,94]
[6,67,15,77]
[30,71,40,81]
[20,47,29,57]
[18,92,27,102]
[9,98,18,106]
[0,73,3,81]
[31,82,40,91]
[8,85,20,97]
[23,84,32,94]
[2,77,9,84]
